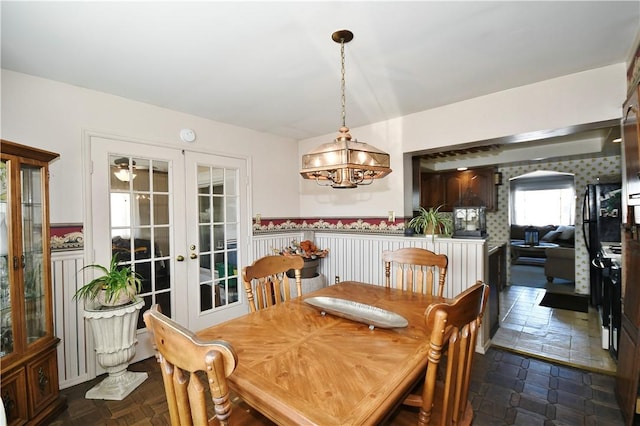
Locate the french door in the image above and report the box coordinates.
[88,135,249,362]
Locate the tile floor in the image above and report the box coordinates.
[492,285,617,375]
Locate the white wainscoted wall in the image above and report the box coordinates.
[253,232,490,351]
[51,250,89,389]
[53,233,489,389]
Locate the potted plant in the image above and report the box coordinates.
[74,255,147,400]
[408,205,453,238]
[74,255,142,307]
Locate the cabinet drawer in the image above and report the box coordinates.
[1,368,28,426]
[26,348,60,418]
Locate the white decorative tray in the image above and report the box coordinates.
[304,296,408,329]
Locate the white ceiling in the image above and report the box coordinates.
[2,1,639,142]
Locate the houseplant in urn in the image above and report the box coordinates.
[408,205,453,240]
[74,255,141,307]
[74,255,147,400]
[277,239,328,278]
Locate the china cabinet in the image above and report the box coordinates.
[0,140,65,424]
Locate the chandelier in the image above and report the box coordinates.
[300,30,392,189]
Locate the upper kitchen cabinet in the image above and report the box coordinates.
[0,140,65,425]
[420,167,497,212]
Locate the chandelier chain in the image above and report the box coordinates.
[340,38,346,128]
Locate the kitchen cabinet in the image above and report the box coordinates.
[0,140,66,425]
[487,244,505,338]
[420,167,497,212]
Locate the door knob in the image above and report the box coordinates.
[190,253,198,259]
[176,255,185,261]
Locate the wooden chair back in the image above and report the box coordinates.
[143,305,238,426]
[242,255,304,312]
[382,247,448,296]
[403,281,489,426]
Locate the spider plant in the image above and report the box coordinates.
[74,255,141,306]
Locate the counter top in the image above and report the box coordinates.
[488,242,506,255]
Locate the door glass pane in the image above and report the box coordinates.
[212,169,223,195]
[154,161,169,192]
[225,172,237,196]
[137,195,151,226]
[198,166,211,194]
[153,194,169,225]
[212,197,224,222]
[199,224,211,252]
[109,155,172,329]
[0,159,11,356]
[21,165,46,344]
[198,166,239,311]
[132,158,150,192]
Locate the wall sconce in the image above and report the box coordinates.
[494,171,503,185]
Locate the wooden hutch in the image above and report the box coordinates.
[0,140,66,424]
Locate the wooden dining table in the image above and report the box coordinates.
[196,281,448,425]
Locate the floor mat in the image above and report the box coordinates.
[510,264,574,292]
[510,264,547,288]
[539,292,589,313]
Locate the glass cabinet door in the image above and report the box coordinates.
[21,164,46,344]
[0,159,10,357]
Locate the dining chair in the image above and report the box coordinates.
[242,255,304,312]
[402,281,489,426]
[382,247,448,296]
[143,305,272,426]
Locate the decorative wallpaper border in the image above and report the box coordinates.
[50,223,84,251]
[253,217,407,234]
[48,218,409,251]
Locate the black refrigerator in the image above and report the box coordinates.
[582,182,622,305]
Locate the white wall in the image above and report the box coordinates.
[1,70,301,223]
[299,64,628,218]
[2,63,628,224]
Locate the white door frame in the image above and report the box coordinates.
[82,130,252,375]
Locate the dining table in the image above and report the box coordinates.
[196,280,449,425]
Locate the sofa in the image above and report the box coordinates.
[510,224,575,265]
[544,247,575,282]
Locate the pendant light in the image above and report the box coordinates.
[114,157,137,182]
[300,30,391,189]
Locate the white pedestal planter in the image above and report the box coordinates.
[291,273,327,298]
[83,298,147,400]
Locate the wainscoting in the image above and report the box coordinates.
[51,250,88,388]
[253,232,487,299]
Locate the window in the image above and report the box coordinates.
[510,171,575,226]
